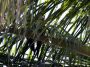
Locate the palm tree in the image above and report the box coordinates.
[0,0,90,67]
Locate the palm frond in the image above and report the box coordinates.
[0,0,90,66]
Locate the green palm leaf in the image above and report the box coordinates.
[0,0,90,66]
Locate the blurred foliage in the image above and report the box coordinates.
[0,0,90,67]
